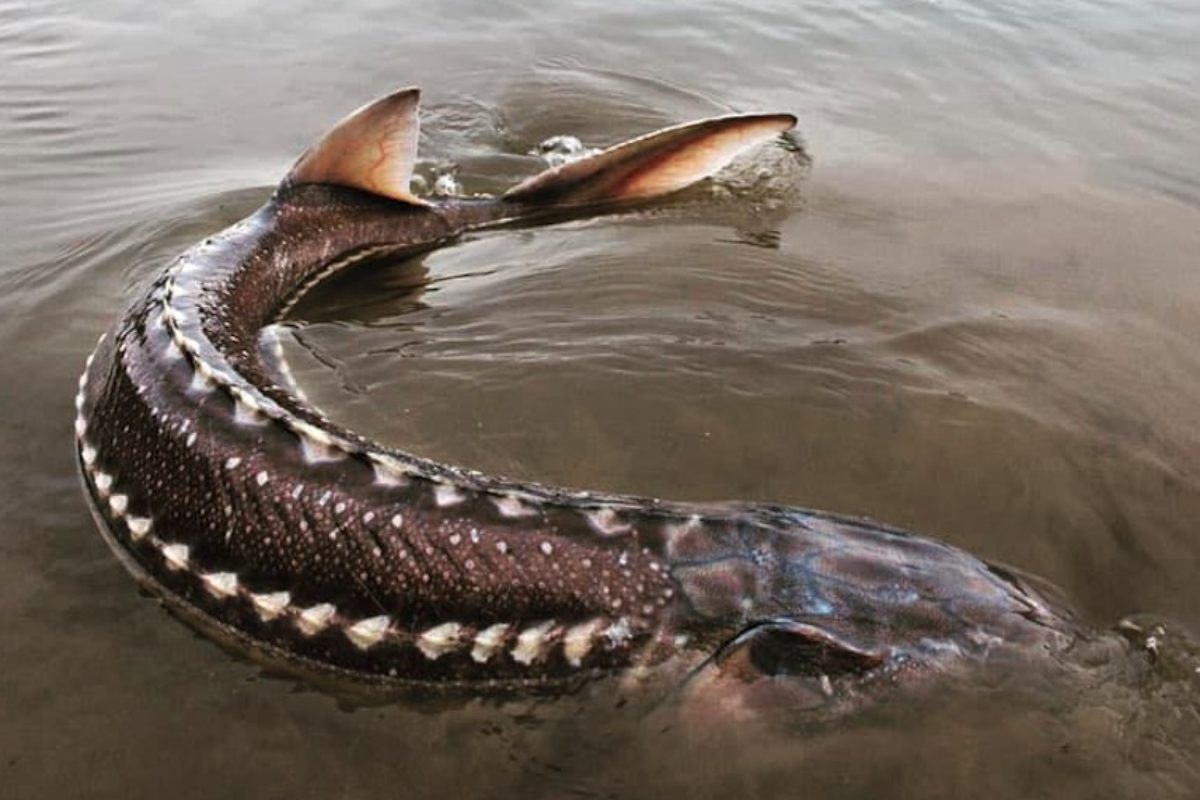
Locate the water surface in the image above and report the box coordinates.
[3,0,1200,797]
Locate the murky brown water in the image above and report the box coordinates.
[3,0,1200,797]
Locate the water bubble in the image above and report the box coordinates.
[433,173,461,196]
[532,135,601,168]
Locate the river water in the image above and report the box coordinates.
[3,0,1199,797]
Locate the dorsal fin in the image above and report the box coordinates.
[284,87,427,205]
[503,112,797,207]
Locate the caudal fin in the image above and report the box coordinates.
[504,112,797,207]
[284,87,426,206]
[283,86,796,210]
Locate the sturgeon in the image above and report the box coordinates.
[75,87,1075,706]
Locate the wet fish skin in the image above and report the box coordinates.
[73,87,1075,699]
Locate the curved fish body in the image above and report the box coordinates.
[75,88,1075,703]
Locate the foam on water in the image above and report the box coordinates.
[531,134,602,168]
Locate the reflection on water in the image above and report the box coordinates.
[2,0,1200,797]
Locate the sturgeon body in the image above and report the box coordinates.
[75,88,1074,706]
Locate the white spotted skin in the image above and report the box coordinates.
[345,615,392,649]
[126,516,152,540]
[161,543,190,571]
[492,494,536,519]
[369,454,410,487]
[433,483,466,508]
[471,623,511,664]
[587,507,632,537]
[201,571,239,598]
[108,493,128,516]
[296,603,337,636]
[418,622,465,660]
[70,180,690,689]
[74,230,672,686]
[605,618,634,648]
[512,621,558,666]
[251,591,291,622]
[71,113,1067,698]
[292,419,345,463]
[563,619,605,667]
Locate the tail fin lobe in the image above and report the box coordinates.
[284,87,427,206]
[504,113,797,207]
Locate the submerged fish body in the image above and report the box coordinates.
[74,87,1074,705]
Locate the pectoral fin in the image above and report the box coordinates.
[504,112,797,207]
[714,619,887,681]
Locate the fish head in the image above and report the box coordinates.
[659,508,1077,719]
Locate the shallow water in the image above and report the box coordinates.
[3,0,1200,797]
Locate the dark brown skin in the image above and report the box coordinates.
[74,89,1079,708]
